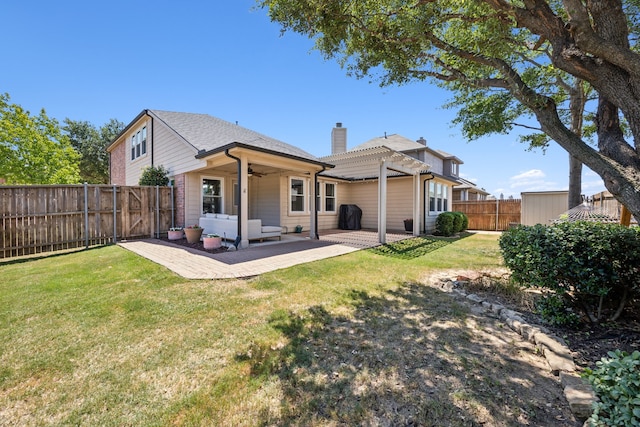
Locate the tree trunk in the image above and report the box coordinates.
[568,79,585,209]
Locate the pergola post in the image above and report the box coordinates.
[378,160,388,244]
[413,173,420,236]
[239,155,250,249]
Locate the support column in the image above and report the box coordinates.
[413,173,420,236]
[310,173,318,240]
[378,160,387,244]
[239,155,250,249]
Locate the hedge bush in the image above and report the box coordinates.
[139,165,170,186]
[435,212,455,236]
[582,350,640,426]
[499,222,640,324]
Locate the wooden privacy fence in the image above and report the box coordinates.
[1,184,175,259]
[453,199,521,231]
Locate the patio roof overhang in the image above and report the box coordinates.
[319,146,431,180]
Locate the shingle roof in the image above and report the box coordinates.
[149,110,321,163]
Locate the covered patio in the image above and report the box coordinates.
[118,229,413,279]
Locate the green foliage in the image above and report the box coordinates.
[0,93,81,184]
[64,118,124,184]
[534,294,581,328]
[499,222,640,324]
[435,212,455,237]
[451,211,468,232]
[582,350,640,426]
[138,165,170,186]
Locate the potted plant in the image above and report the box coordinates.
[404,218,413,232]
[167,227,183,240]
[183,224,203,243]
[203,233,222,250]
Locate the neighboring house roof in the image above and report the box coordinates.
[454,177,490,196]
[110,109,330,167]
[351,134,463,164]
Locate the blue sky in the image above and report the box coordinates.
[1,1,606,198]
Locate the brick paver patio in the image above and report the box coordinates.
[118,230,411,279]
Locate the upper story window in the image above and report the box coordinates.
[290,177,306,213]
[450,162,459,177]
[130,126,147,161]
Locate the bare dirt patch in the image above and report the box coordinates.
[245,279,582,426]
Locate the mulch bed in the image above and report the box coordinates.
[458,274,640,368]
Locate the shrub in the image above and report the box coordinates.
[582,350,640,426]
[534,293,581,328]
[435,212,455,236]
[139,165,170,186]
[451,211,464,233]
[457,211,469,231]
[499,222,640,324]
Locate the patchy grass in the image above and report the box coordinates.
[0,233,579,426]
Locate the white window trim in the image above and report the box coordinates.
[429,181,450,214]
[324,181,337,213]
[289,176,308,214]
[130,125,147,161]
[202,176,225,215]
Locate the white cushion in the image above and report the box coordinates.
[217,214,229,219]
[205,213,217,218]
[228,215,238,220]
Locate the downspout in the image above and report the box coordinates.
[313,166,328,240]
[225,149,242,246]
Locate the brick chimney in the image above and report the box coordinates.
[417,137,427,146]
[331,122,347,154]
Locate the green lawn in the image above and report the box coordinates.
[1,233,573,426]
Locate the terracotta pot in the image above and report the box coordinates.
[203,236,222,250]
[184,228,203,244]
[168,230,183,240]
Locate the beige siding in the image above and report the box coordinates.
[521,191,568,226]
[152,119,206,176]
[250,174,280,226]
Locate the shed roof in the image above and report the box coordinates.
[553,201,621,223]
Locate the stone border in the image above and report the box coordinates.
[432,276,595,422]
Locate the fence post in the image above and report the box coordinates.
[113,185,118,244]
[84,182,89,249]
[495,199,499,231]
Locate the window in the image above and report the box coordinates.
[202,178,223,214]
[429,181,449,213]
[290,178,306,212]
[130,126,147,161]
[325,183,336,212]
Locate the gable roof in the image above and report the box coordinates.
[110,109,328,167]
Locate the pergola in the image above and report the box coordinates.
[321,146,433,244]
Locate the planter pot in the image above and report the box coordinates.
[168,230,183,240]
[184,228,203,244]
[203,236,222,250]
[404,220,413,232]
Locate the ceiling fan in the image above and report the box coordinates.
[247,164,264,178]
